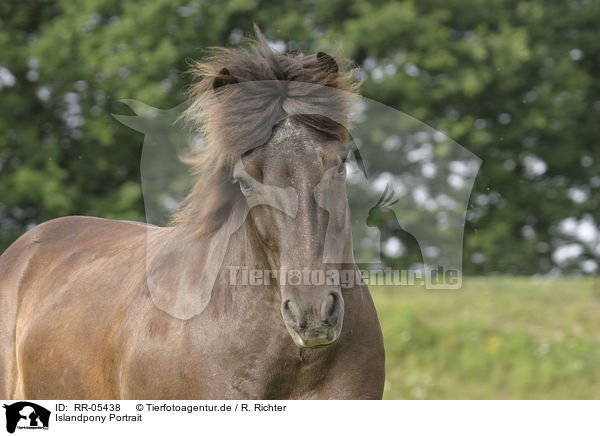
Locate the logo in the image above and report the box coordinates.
[2,402,50,433]
[114,89,480,319]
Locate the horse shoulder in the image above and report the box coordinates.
[1,216,155,398]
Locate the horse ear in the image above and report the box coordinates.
[316,52,339,74]
[213,67,237,90]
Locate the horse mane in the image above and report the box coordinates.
[173,25,359,238]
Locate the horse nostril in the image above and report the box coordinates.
[321,293,341,326]
[282,299,302,328]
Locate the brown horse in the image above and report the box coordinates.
[0,29,384,399]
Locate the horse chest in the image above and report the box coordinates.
[119,307,334,399]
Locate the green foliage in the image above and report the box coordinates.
[373,277,600,399]
[0,0,598,273]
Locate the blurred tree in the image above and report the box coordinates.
[0,0,598,274]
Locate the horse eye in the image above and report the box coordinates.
[237,178,252,193]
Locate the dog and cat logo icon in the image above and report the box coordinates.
[2,402,50,433]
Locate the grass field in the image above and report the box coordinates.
[370,277,600,399]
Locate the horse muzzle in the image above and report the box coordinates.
[281,290,344,348]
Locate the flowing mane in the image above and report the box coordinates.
[173,26,359,238]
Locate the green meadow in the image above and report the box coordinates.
[371,277,600,399]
